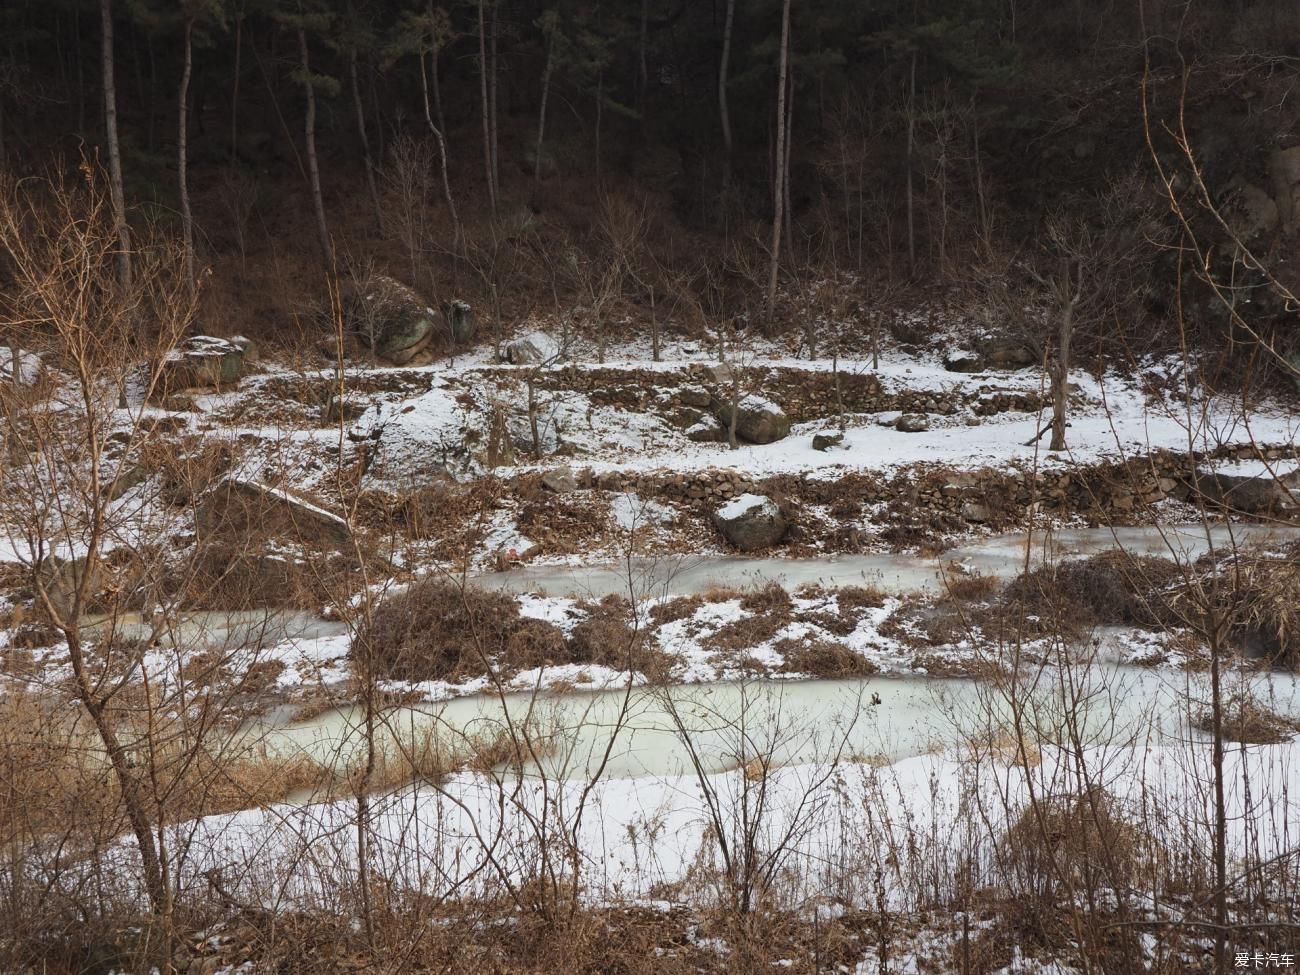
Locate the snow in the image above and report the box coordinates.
[0,346,42,386]
[716,493,776,521]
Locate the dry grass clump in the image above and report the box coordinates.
[505,618,572,670]
[358,578,532,680]
[1001,552,1183,635]
[1005,786,1140,901]
[775,637,879,678]
[648,593,704,626]
[941,570,999,602]
[1194,691,1300,744]
[181,544,359,609]
[516,494,609,555]
[739,581,793,615]
[568,594,638,666]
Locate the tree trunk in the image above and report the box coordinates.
[297,28,332,266]
[1049,277,1075,452]
[419,45,462,248]
[477,0,497,214]
[230,9,242,164]
[349,47,384,234]
[534,27,555,185]
[718,0,735,178]
[100,0,132,292]
[489,0,500,201]
[638,0,649,123]
[178,18,195,293]
[905,51,916,276]
[765,0,791,326]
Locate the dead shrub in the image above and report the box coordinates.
[1004,786,1139,901]
[1001,552,1182,635]
[358,578,531,681]
[1194,691,1300,744]
[505,618,571,670]
[942,570,999,602]
[568,594,638,666]
[775,637,878,678]
[835,584,888,611]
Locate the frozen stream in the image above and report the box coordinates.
[255,661,1300,783]
[475,523,1300,600]
[104,523,1299,785]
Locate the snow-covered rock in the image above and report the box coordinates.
[504,331,560,365]
[156,335,248,395]
[895,413,930,433]
[942,348,984,373]
[350,275,438,364]
[714,394,791,444]
[713,493,787,551]
[541,468,579,493]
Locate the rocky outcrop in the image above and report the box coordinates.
[713,395,792,444]
[156,336,250,397]
[713,493,787,551]
[812,431,844,451]
[350,275,438,365]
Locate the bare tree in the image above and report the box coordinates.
[765,0,792,326]
[100,0,132,291]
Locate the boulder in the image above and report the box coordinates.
[713,395,791,445]
[678,385,713,408]
[812,432,844,451]
[895,413,930,433]
[1224,181,1279,242]
[961,502,992,523]
[504,331,561,366]
[978,335,1037,369]
[350,275,438,365]
[713,493,788,551]
[541,468,578,494]
[1191,468,1300,515]
[446,300,475,344]
[943,349,984,373]
[685,414,725,443]
[1269,146,1300,234]
[156,336,248,396]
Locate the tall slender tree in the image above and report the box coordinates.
[765,0,791,325]
[100,0,132,291]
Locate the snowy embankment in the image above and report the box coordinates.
[129,734,1300,915]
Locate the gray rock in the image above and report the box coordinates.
[1224,181,1279,242]
[714,395,791,444]
[713,493,788,551]
[943,349,984,373]
[978,335,1037,369]
[678,385,713,408]
[961,502,992,523]
[541,468,579,494]
[685,414,725,443]
[504,331,560,365]
[447,300,475,344]
[350,275,438,365]
[895,413,930,433]
[1191,468,1300,514]
[156,335,248,396]
[812,432,844,451]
